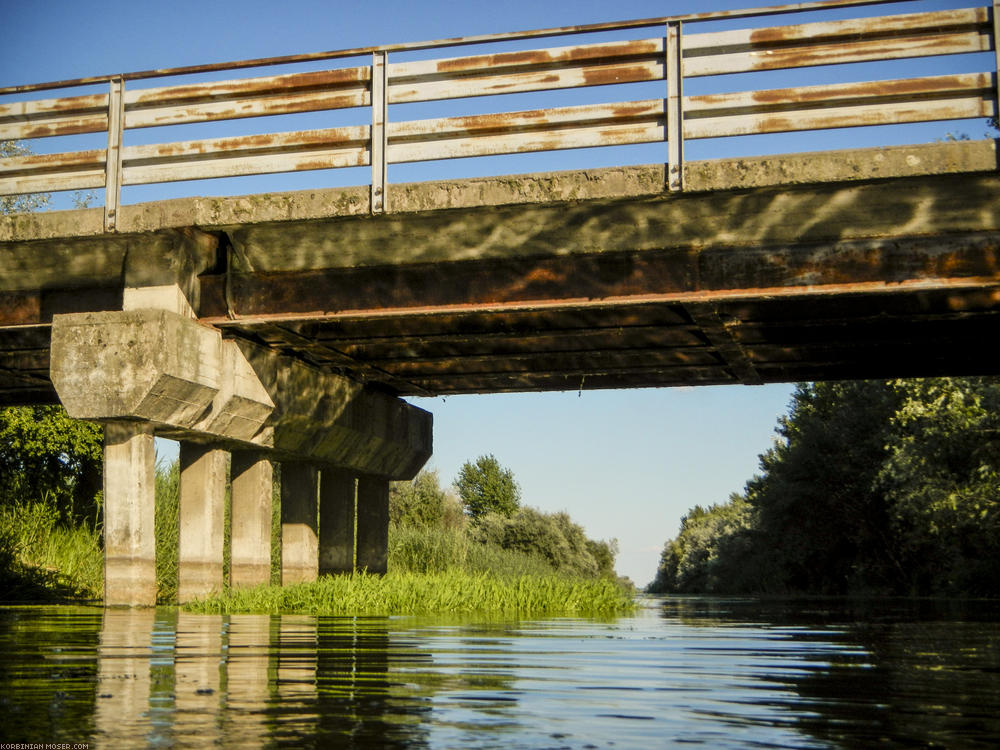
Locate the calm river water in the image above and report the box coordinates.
[0,597,998,748]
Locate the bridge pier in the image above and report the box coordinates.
[230,452,273,588]
[319,469,356,575]
[48,301,431,606]
[356,477,390,576]
[177,443,227,603]
[280,464,320,585]
[103,422,157,607]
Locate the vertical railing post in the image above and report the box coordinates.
[371,51,388,214]
[104,76,124,232]
[666,21,684,192]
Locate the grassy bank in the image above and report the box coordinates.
[0,497,103,601]
[184,570,635,617]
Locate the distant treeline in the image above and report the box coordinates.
[649,378,1000,598]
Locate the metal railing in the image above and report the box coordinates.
[1,0,997,231]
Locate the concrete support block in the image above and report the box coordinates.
[281,464,318,585]
[51,309,220,426]
[356,476,389,575]
[177,443,227,603]
[230,452,273,588]
[103,422,156,606]
[50,309,273,444]
[319,469,356,576]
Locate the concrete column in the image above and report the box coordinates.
[103,421,156,606]
[281,464,319,584]
[231,452,273,588]
[319,469,356,576]
[356,476,389,575]
[178,443,227,603]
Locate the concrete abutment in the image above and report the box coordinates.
[49,303,431,606]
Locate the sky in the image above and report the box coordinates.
[2,0,986,585]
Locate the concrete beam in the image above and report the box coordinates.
[281,464,318,584]
[319,469,355,576]
[103,422,156,607]
[177,443,227,603]
[235,341,432,479]
[230,451,273,588]
[356,477,389,576]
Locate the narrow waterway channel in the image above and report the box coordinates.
[0,597,997,748]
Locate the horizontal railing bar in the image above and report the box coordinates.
[125,89,370,130]
[685,72,994,119]
[0,0,914,95]
[122,147,369,185]
[686,28,992,77]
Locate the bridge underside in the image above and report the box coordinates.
[2,140,1000,402]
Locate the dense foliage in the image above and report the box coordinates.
[649,378,1000,597]
[0,406,103,526]
[390,466,620,582]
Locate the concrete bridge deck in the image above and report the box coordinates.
[3,138,1000,402]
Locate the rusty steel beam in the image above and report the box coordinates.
[198,232,1000,325]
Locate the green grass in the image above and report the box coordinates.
[0,496,103,601]
[184,569,636,617]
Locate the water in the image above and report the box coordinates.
[1,597,998,748]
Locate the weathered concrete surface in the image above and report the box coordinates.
[0,226,216,297]
[281,465,319,584]
[218,170,1000,275]
[2,141,993,247]
[319,469,356,575]
[177,443,227,603]
[48,309,431,477]
[103,422,156,607]
[234,342,432,479]
[230,452,273,588]
[50,309,225,429]
[356,477,389,576]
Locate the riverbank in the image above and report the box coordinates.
[184,570,636,617]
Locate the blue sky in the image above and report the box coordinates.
[3,0,987,584]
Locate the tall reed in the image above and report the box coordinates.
[186,570,635,617]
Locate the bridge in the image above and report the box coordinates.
[2,0,999,605]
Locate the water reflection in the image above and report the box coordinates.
[0,601,998,748]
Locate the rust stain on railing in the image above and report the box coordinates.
[0,0,997,232]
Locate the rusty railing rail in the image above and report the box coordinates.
[1,0,997,231]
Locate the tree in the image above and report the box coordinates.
[649,377,1000,598]
[744,381,903,594]
[0,406,103,525]
[455,454,521,521]
[878,378,1000,596]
